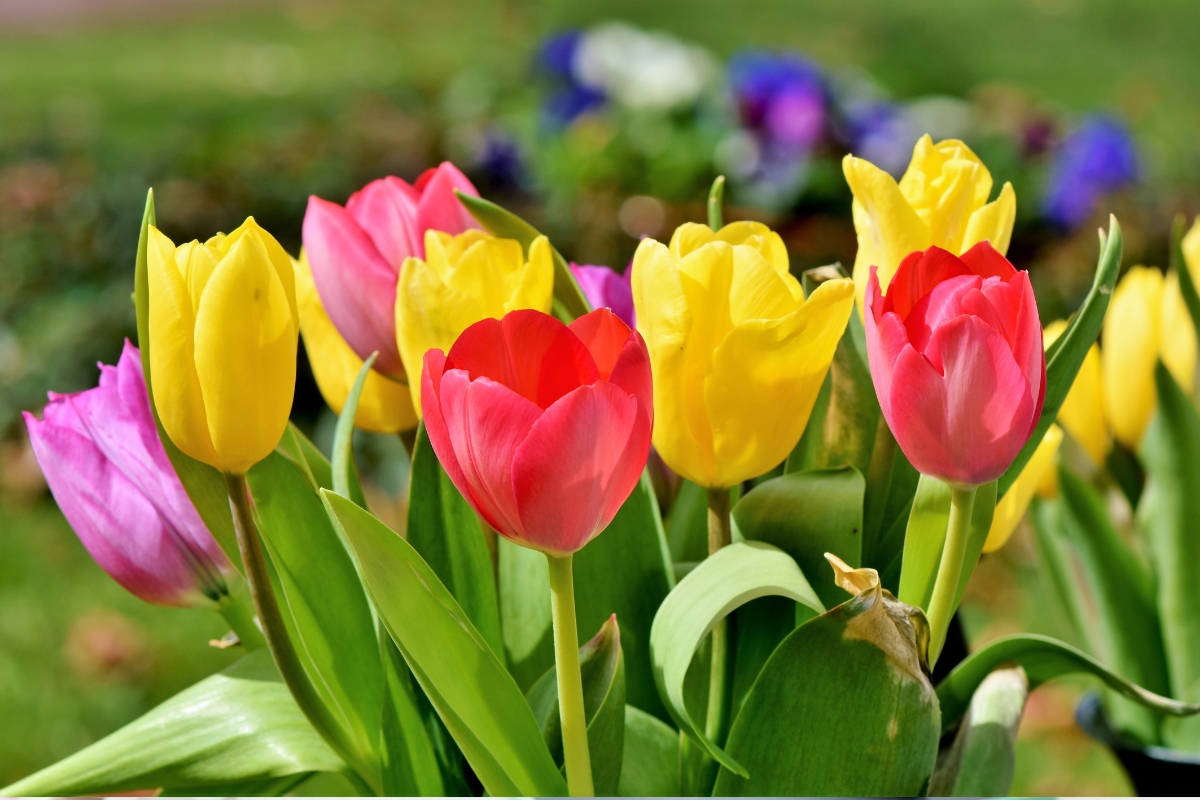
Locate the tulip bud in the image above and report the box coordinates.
[421,308,653,555]
[983,424,1063,553]
[302,163,480,379]
[396,230,554,416]
[24,342,233,607]
[844,135,1016,316]
[864,242,1045,487]
[294,251,417,433]
[570,262,635,328]
[147,218,298,475]
[632,221,855,489]
[1043,320,1109,465]
[1101,267,1164,449]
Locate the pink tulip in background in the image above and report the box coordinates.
[421,308,653,555]
[865,242,1045,487]
[302,161,481,378]
[570,262,635,328]
[23,341,232,608]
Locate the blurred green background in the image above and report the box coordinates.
[4,0,1198,792]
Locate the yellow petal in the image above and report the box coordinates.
[146,226,219,466]
[983,424,1063,553]
[193,230,298,473]
[295,253,415,434]
[899,137,993,253]
[505,235,555,314]
[963,181,1016,256]
[704,278,854,488]
[844,154,930,317]
[1160,271,1196,395]
[223,217,299,327]
[1043,319,1110,466]
[1102,266,1164,449]
[728,244,802,325]
[669,222,718,260]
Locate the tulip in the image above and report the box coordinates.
[631,221,855,489]
[421,307,652,555]
[570,262,635,328]
[147,218,298,475]
[844,135,1016,316]
[24,341,232,607]
[983,424,1063,553]
[397,230,554,416]
[294,251,417,434]
[302,162,481,379]
[865,242,1045,488]
[1043,320,1109,465]
[1101,267,1164,449]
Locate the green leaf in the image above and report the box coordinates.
[456,191,591,322]
[378,628,446,796]
[330,356,375,508]
[936,633,1200,732]
[897,476,996,612]
[617,706,680,797]
[929,666,1028,797]
[1139,361,1200,749]
[650,541,825,775]
[999,215,1123,498]
[407,424,503,659]
[734,467,864,611]
[526,615,626,796]
[248,452,383,784]
[322,490,568,797]
[158,773,314,797]
[498,536,555,691]
[0,651,343,796]
[1029,498,1094,648]
[714,578,940,796]
[1170,212,1200,349]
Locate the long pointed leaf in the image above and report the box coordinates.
[617,706,679,796]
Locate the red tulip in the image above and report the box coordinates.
[302,162,480,378]
[865,242,1044,487]
[421,308,653,555]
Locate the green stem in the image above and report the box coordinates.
[708,175,726,230]
[705,487,732,748]
[547,553,594,797]
[926,485,978,666]
[216,572,265,651]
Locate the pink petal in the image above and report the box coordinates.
[511,382,649,554]
[606,331,654,428]
[421,349,473,503]
[569,308,632,379]
[959,240,1017,281]
[865,305,911,418]
[415,162,481,237]
[344,176,422,266]
[886,246,972,320]
[903,274,981,363]
[569,264,636,328]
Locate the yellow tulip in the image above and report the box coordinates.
[1102,267,1165,449]
[1160,271,1196,394]
[983,424,1063,553]
[294,251,417,434]
[631,221,855,489]
[396,229,554,416]
[843,135,1016,315]
[147,218,298,475]
[1042,320,1109,465]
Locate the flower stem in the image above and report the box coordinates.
[547,553,594,797]
[705,487,732,748]
[926,485,978,666]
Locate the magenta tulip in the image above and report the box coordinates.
[570,262,635,328]
[302,161,481,378]
[865,242,1045,487]
[23,341,232,608]
[421,308,653,555]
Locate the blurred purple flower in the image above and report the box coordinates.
[570,262,635,329]
[538,28,607,127]
[539,29,585,80]
[476,130,527,188]
[1043,115,1139,229]
[24,340,232,608]
[542,85,607,127]
[844,100,920,177]
[729,51,826,154]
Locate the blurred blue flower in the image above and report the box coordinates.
[1042,115,1139,229]
[537,28,607,127]
[843,100,921,177]
[475,130,527,188]
[729,51,826,154]
[542,85,606,128]
[538,29,584,80]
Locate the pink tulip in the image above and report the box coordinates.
[570,262,635,328]
[421,308,653,555]
[302,161,481,378]
[865,242,1045,487]
[23,341,232,607]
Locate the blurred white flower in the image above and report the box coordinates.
[573,22,716,110]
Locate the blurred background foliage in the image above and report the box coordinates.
[3,0,1198,792]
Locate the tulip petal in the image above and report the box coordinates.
[505,235,556,316]
[606,331,654,428]
[902,140,992,254]
[885,246,972,321]
[904,273,981,364]
[728,244,803,325]
[421,349,472,498]
[959,239,1018,281]
[511,381,648,554]
[415,162,481,238]
[570,263,636,328]
[1102,266,1163,448]
[345,176,422,267]
[569,307,633,379]
[963,182,1017,257]
[984,423,1062,554]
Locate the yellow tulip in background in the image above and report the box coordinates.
[147,218,298,475]
[396,230,554,416]
[1043,320,1109,465]
[632,221,855,489]
[843,135,1016,315]
[984,424,1063,553]
[294,252,417,434]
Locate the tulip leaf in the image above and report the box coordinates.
[455,190,592,322]
[0,650,343,797]
[330,355,374,509]
[1170,212,1200,351]
[407,424,503,659]
[276,423,333,493]
[897,476,996,613]
[928,666,1028,797]
[498,536,555,690]
[1029,498,1094,649]
[158,772,315,796]
[248,452,384,785]
[937,633,1200,732]
[1138,361,1200,749]
[713,581,940,796]
[618,705,680,797]
[650,541,825,775]
[526,615,626,796]
[322,490,568,797]
[999,215,1123,498]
